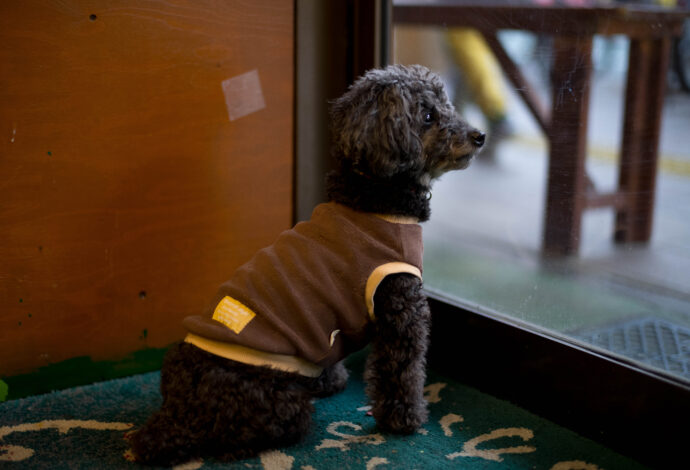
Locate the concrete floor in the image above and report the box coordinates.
[417,34,690,380]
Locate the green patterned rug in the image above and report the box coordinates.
[0,353,646,469]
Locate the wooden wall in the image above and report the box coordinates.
[0,0,294,380]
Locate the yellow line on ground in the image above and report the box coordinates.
[507,134,690,178]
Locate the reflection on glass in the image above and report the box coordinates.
[392,1,690,382]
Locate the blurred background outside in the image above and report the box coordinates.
[393,0,690,382]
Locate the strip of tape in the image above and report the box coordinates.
[221,69,266,121]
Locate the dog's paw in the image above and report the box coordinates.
[372,400,428,435]
[303,361,349,398]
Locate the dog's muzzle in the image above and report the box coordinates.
[470,131,486,148]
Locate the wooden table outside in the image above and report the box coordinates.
[394,1,688,257]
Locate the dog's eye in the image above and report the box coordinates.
[423,112,434,124]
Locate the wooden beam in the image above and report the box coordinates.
[614,37,671,243]
[542,35,593,257]
[481,31,551,136]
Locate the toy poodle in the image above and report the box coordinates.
[130,64,485,465]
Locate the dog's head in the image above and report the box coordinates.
[330,64,484,187]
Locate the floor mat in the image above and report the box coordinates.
[0,355,647,469]
[576,317,690,380]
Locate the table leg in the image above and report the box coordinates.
[542,35,593,257]
[614,37,671,244]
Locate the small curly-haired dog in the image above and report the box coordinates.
[130,64,484,465]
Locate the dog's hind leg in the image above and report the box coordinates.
[209,367,315,461]
[365,273,431,434]
[130,343,211,465]
[129,407,205,466]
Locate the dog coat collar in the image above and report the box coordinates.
[374,213,419,224]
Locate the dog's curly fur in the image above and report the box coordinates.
[130,64,484,466]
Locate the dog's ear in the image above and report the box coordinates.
[331,81,423,178]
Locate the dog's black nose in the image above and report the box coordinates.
[471,131,486,147]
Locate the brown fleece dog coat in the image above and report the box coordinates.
[183,202,423,377]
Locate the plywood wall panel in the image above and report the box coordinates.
[0,0,294,377]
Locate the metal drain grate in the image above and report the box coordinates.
[576,318,690,379]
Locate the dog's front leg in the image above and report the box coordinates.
[364,273,430,434]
